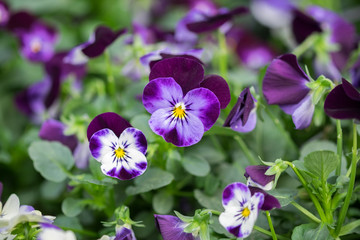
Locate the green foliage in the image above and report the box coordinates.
[62,197,85,217]
[304,151,338,182]
[152,190,174,214]
[182,154,210,177]
[292,223,333,240]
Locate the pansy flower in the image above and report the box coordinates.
[219,182,264,238]
[324,78,360,121]
[37,223,76,240]
[154,214,198,240]
[99,225,136,240]
[87,112,147,180]
[223,87,257,133]
[263,53,314,129]
[0,1,9,27]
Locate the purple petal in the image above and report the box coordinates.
[19,205,35,213]
[82,26,127,58]
[281,94,314,129]
[183,87,220,131]
[150,53,204,70]
[115,226,136,240]
[87,112,131,140]
[119,127,147,155]
[186,7,248,33]
[174,9,202,44]
[291,9,322,44]
[200,75,230,109]
[149,57,204,94]
[149,108,205,147]
[39,119,78,152]
[154,215,194,240]
[324,79,360,120]
[7,11,37,33]
[222,182,251,209]
[350,58,360,88]
[263,53,310,105]
[89,128,119,161]
[73,142,91,169]
[142,77,184,114]
[101,148,147,180]
[249,187,281,211]
[244,165,274,188]
[0,181,3,200]
[313,57,341,82]
[0,1,10,26]
[40,223,61,230]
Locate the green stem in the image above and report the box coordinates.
[285,161,327,222]
[291,201,321,223]
[292,33,319,57]
[104,50,115,97]
[253,226,289,240]
[335,122,358,237]
[266,211,278,240]
[234,135,258,165]
[336,120,343,176]
[217,30,228,80]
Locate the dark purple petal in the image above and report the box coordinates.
[224,88,256,132]
[200,75,230,109]
[249,187,281,211]
[324,79,360,120]
[0,181,3,200]
[183,87,220,131]
[291,9,322,44]
[244,165,274,187]
[82,26,127,58]
[149,108,204,147]
[0,1,10,27]
[7,11,37,33]
[149,57,204,94]
[222,182,251,209]
[119,127,147,155]
[351,58,360,88]
[87,112,132,140]
[263,53,310,105]
[154,215,194,240]
[39,119,78,152]
[142,77,184,114]
[149,53,203,70]
[186,6,248,33]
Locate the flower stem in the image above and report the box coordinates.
[266,211,277,240]
[285,161,327,222]
[335,122,358,237]
[253,226,288,240]
[104,50,115,97]
[291,201,321,223]
[217,30,228,80]
[234,135,258,165]
[292,33,319,57]
[336,120,343,176]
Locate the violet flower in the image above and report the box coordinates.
[88,112,147,180]
[0,1,9,27]
[154,215,197,240]
[37,223,76,240]
[350,58,360,88]
[219,182,264,238]
[244,165,274,191]
[223,88,257,133]
[324,78,360,121]
[263,53,314,129]
[248,187,281,211]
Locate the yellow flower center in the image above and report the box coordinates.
[31,40,42,53]
[172,103,186,119]
[242,207,251,218]
[114,147,125,159]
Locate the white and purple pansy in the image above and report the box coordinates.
[37,223,76,240]
[87,112,147,180]
[244,165,275,191]
[219,182,264,238]
[143,77,220,147]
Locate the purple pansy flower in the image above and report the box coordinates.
[244,165,274,191]
[324,78,360,121]
[114,226,136,240]
[223,88,257,133]
[350,58,360,88]
[37,223,76,240]
[88,112,147,180]
[143,77,220,147]
[219,182,264,238]
[248,187,281,211]
[263,53,314,129]
[154,214,198,240]
[0,1,9,27]
[149,57,230,109]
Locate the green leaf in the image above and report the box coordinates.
[194,189,223,212]
[54,215,83,231]
[61,198,84,217]
[40,181,66,200]
[28,141,74,182]
[182,155,210,177]
[152,191,174,214]
[339,219,360,236]
[72,174,117,186]
[130,114,156,143]
[126,168,174,195]
[292,223,333,240]
[267,189,296,207]
[304,151,338,182]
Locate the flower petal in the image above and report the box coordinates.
[222,182,251,209]
[154,215,193,240]
[89,128,119,162]
[281,94,314,129]
[2,194,20,220]
[183,88,220,131]
[200,75,230,109]
[119,127,147,155]
[291,9,322,44]
[263,53,310,105]
[149,108,204,147]
[249,187,280,211]
[101,148,147,180]
[115,225,136,240]
[149,57,204,94]
[244,165,274,189]
[87,112,131,140]
[0,182,3,201]
[142,77,184,114]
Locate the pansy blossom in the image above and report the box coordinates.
[154,214,197,240]
[219,182,264,238]
[88,112,147,180]
[37,223,76,240]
